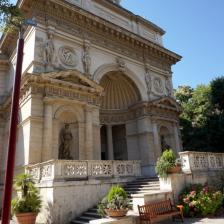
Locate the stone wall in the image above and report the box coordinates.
[36,178,136,224]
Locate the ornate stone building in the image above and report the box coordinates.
[0,0,182,222]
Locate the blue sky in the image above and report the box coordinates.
[122,0,224,88]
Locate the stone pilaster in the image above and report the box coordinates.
[85,106,93,159]
[152,121,161,159]
[174,123,181,153]
[78,122,86,160]
[106,125,114,160]
[42,102,53,161]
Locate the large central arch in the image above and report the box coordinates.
[93,63,147,101]
[99,70,142,160]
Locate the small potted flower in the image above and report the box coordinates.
[11,173,42,224]
[97,185,131,218]
[155,149,182,178]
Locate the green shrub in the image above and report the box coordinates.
[97,185,130,217]
[179,184,223,217]
[155,149,177,178]
[11,173,41,214]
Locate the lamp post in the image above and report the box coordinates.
[1,19,37,224]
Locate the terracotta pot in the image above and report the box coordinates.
[16,212,37,224]
[105,208,128,218]
[167,165,181,174]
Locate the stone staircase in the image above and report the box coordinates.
[70,177,159,224]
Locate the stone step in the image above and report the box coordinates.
[76,215,98,222]
[84,212,101,218]
[127,181,159,185]
[71,220,88,224]
[124,185,160,190]
[88,208,98,213]
[70,177,160,223]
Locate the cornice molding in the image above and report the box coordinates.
[1,0,181,66]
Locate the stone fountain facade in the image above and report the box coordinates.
[0,0,182,223]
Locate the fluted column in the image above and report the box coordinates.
[42,102,53,161]
[85,106,93,159]
[107,125,114,160]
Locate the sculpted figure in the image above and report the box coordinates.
[145,64,152,99]
[45,33,54,65]
[82,41,91,75]
[58,124,73,160]
[160,135,171,152]
[116,57,126,71]
[165,78,172,96]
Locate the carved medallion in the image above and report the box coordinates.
[58,46,78,67]
[153,77,164,94]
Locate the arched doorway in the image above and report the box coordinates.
[99,71,141,160]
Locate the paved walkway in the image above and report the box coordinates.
[2,217,224,224]
[159,217,224,223]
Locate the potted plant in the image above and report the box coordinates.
[155,149,181,178]
[97,185,131,218]
[11,173,42,224]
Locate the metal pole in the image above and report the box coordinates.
[1,31,24,224]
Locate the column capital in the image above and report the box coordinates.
[43,97,55,105]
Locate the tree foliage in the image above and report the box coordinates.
[0,0,23,32]
[175,76,224,152]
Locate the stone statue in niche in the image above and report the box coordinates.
[165,78,172,96]
[58,124,73,160]
[44,32,55,65]
[82,40,91,75]
[145,64,152,99]
[160,135,171,152]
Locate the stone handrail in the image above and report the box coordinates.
[179,151,224,173]
[26,160,141,182]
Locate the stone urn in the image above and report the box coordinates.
[105,208,128,218]
[167,165,181,174]
[15,212,38,224]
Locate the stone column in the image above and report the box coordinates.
[42,102,53,161]
[152,121,161,159]
[106,125,114,160]
[0,118,4,183]
[85,106,93,159]
[174,123,181,153]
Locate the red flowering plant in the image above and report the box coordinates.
[179,184,223,217]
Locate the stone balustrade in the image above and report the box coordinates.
[26,160,141,182]
[179,151,224,173]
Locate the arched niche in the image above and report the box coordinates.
[159,125,175,154]
[53,105,83,160]
[93,63,147,101]
[100,71,141,110]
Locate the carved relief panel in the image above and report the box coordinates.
[153,77,164,95]
[58,46,79,68]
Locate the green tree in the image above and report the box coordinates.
[175,84,212,151]
[210,76,224,112]
[0,0,23,32]
[175,77,224,152]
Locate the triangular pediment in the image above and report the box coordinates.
[150,97,182,112]
[41,70,103,93]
